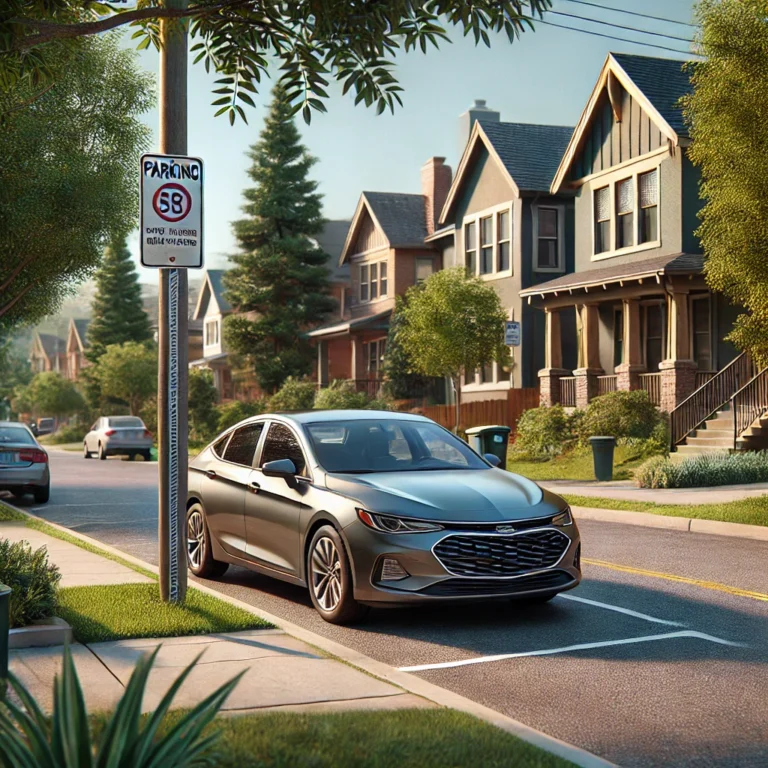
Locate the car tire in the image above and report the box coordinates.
[83,443,91,459]
[33,484,50,504]
[186,503,228,579]
[98,443,107,460]
[307,525,368,625]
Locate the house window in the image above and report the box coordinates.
[643,302,666,372]
[691,295,712,371]
[480,362,495,384]
[205,319,219,346]
[415,258,433,284]
[479,216,493,275]
[464,369,476,386]
[380,262,388,296]
[497,210,511,272]
[360,264,369,302]
[465,221,477,275]
[537,208,560,270]
[594,187,611,254]
[365,338,387,374]
[639,170,659,244]
[370,263,379,300]
[613,307,624,368]
[616,178,634,249]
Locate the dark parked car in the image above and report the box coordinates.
[187,410,581,624]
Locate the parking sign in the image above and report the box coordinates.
[505,320,521,346]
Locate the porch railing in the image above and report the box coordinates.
[560,376,577,407]
[696,370,717,389]
[670,352,756,448]
[639,373,661,406]
[597,375,617,396]
[731,367,768,447]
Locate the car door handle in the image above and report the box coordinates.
[248,481,260,494]
[206,469,217,480]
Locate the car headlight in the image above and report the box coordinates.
[356,509,443,534]
[552,508,573,527]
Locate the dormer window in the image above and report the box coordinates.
[205,319,219,346]
[359,260,388,303]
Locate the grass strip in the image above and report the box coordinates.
[507,446,647,481]
[56,583,271,644]
[565,493,768,527]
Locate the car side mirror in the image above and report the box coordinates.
[262,458,298,486]
[484,453,501,467]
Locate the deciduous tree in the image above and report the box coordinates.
[13,372,84,421]
[94,342,157,416]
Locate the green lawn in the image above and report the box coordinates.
[56,583,271,644]
[565,493,768,527]
[507,445,648,481]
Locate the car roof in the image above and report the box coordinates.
[0,421,33,428]
[266,409,431,425]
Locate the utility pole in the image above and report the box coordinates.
[158,0,189,602]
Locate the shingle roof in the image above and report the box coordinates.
[480,122,575,192]
[314,220,351,281]
[38,333,66,358]
[521,252,704,297]
[364,192,428,247]
[73,319,90,348]
[206,269,232,313]
[612,53,692,137]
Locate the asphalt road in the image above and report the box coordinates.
[11,448,768,767]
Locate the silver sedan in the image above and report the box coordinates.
[0,421,50,503]
[84,416,153,461]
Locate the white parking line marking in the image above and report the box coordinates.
[558,594,684,626]
[398,631,746,673]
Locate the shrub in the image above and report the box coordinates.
[635,451,768,489]
[0,539,61,628]
[188,368,219,441]
[139,395,157,436]
[579,390,664,442]
[512,405,582,459]
[47,423,87,444]
[313,379,392,411]
[215,399,267,434]
[268,377,316,412]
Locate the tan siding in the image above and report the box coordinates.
[462,152,516,217]
[353,210,387,254]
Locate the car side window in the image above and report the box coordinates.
[260,423,308,477]
[222,423,264,467]
[212,433,230,458]
[91,422,99,431]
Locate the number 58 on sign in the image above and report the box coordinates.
[140,153,204,268]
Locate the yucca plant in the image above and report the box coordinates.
[0,644,243,767]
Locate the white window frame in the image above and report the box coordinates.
[532,204,566,274]
[358,258,389,304]
[461,202,515,281]
[205,318,219,346]
[365,337,387,374]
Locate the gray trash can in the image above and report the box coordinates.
[465,425,512,466]
[0,582,10,691]
[589,436,616,481]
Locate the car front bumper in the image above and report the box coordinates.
[342,518,582,605]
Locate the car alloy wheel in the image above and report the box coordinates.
[187,508,205,571]
[311,536,343,612]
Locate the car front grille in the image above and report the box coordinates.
[432,530,570,578]
[420,570,574,597]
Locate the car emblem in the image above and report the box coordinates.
[496,524,516,534]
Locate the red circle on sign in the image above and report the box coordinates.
[152,182,192,223]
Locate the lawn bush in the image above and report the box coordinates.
[46,423,87,444]
[215,399,267,434]
[268,377,316,412]
[579,390,664,442]
[635,451,768,489]
[511,405,582,459]
[0,538,61,628]
[314,379,392,411]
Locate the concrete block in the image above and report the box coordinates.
[9,617,72,649]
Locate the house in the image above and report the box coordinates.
[438,102,577,401]
[520,54,745,441]
[309,159,453,396]
[65,318,90,380]
[29,332,67,375]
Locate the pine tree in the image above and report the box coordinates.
[86,234,152,362]
[223,84,335,393]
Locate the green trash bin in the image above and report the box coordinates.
[589,436,616,481]
[0,582,10,691]
[465,425,512,467]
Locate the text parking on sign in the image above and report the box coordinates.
[140,154,204,268]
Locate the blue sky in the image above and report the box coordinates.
[126,0,697,278]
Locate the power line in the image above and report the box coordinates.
[535,18,695,57]
[548,10,694,44]
[559,0,696,28]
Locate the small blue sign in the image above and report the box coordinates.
[505,321,521,347]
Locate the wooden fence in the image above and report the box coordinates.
[419,388,540,434]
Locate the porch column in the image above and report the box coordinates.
[660,291,697,412]
[539,308,569,407]
[350,337,365,381]
[615,299,644,391]
[573,304,602,408]
[317,340,329,387]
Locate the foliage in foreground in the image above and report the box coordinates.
[579,391,667,444]
[313,380,391,411]
[0,539,61,628]
[267,377,318,412]
[512,405,580,459]
[0,645,242,768]
[635,451,768,489]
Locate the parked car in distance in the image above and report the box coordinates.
[84,416,153,461]
[187,410,581,624]
[36,417,55,436]
[0,421,50,502]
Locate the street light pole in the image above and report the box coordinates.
[158,0,189,603]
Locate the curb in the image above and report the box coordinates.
[3,502,615,768]
[572,505,768,542]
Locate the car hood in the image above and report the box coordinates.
[324,468,565,522]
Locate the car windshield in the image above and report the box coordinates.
[0,426,35,445]
[108,417,144,428]
[304,419,488,473]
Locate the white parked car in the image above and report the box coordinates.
[84,416,153,461]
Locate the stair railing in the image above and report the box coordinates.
[670,352,755,449]
[731,367,768,449]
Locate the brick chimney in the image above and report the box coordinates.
[421,157,452,236]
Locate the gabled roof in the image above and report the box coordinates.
[441,121,574,222]
[35,332,66,360]
[340,192,429,265]
[193,269,232,320]
[551,52,693,194]
[67,318,90,354]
